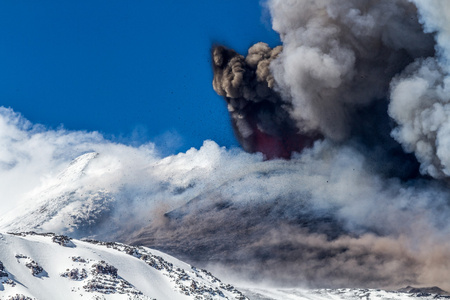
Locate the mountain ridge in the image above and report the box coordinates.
[0,231,248,300]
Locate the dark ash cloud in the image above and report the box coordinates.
[212,43,321,159]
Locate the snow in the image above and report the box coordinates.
[0,232,247,300]
[0,152,107,234]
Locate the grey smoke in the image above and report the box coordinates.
[269,0,434,141]
[212,43,319,159]
[212,42,281,103]
[212,43,284,142]
[212,0,436,164]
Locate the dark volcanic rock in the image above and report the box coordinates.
[52,235,74,247]
[25,261,44,277]
[398,286,450,296]
[61,268,88,281]
[6,295,34,300]
[92,261,118,277]
[0,261,8,278]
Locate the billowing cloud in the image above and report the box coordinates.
[389,1,450,178]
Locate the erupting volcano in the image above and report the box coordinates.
[6,0,450,295]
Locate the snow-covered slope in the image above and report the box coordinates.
[0,152,113,236]
[0,232,247,300]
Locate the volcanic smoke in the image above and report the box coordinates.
[212,0,435,163]
[212,43,321,159]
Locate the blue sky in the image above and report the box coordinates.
[0,1,280,154]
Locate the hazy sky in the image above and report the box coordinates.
[0,1,280,153]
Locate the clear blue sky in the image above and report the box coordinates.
[0,1,280,154]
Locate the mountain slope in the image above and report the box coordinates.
[0,152,114,236]
[0,232,247,300]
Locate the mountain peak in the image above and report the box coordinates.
[57,152,99,182]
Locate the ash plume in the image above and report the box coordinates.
[212,43,321,159]
[269,0,435,141]
[212,0,435,161]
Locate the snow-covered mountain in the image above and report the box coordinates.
[0,232,248,300]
